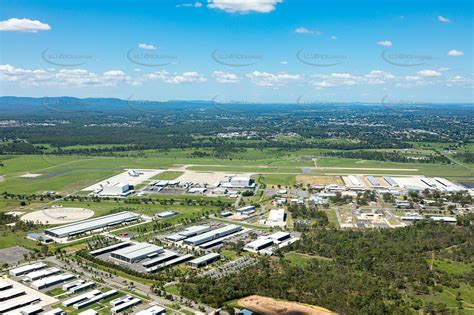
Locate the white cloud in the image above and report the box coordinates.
[208,0,282,13]
[246,71,302,87]
[213,71,240,83]
[0,18,51,32]
[280,61,288,65]
[417,70,442,77]
[447,49,464,56]
[405,76,421,81]
[365,70,395,80]
[437,15,451,23]
[138,43,157,50]
[377,40,392,47]
[330,35,338,40]
[0,64,207,87]
[445,75,474,87]
[295,27,322,35]
[163,71,207,84]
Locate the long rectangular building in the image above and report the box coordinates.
[146,254,193,273]
[111,243,163,263]
[23,267,60,282]
[135,305,166,315]
[73,290,117,310]
[0,288,25,302]
[9,262,47,277]
[110,297,141,313]
[44,211,141,238]
[142,250,178,268]
[63,290,101,307]
[0,295,41,313]
[366,176,381,187]
[31,273,75,290]
[188,253,220,268]
[383,176,398,187]
[90,242,131,256]
[183,224,242,246]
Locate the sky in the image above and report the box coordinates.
[0,0,473,103]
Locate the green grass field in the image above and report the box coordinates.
[1,148,472,196]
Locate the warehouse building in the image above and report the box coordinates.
[110,243,164,264]
[110,296,141,313]
[9,262,47,277]
[383,176,398,187]
[155,211,177,219]
[0,288,25,301]
[31,273,75,290]
[183,224,242,246]
[366,176,381,187]
[27,233,53,244]
[268,231,291,243]
[18,303,42,315]
[90,242,131,256]
[23,267,60,282]
[142,250,178,268]
[265,209,286,227]
[236,205,256,215]
[0,295,41,314]
[245,231,296,254]
[44,211,141,238]
[73,290,117,310]
[62,279,85,291]
[165,225,211,242]
[244,238,274,252]
[69,281,95,293]
[43,308,65,315]
[136,305,166,315]
[145,254,193,273]
[0,282,13,291]
[98,182,132,197]
[188,253,220,268]
[63,290,101,307]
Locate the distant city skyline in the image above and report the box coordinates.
[1,0,473,103]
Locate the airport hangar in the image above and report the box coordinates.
[44,211,141,238]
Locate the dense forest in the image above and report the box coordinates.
[179,219,473,314]
[0,97,473,152]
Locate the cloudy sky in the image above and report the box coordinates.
[0,0,472,103]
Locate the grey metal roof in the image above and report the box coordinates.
[112,243,163,260]
[185,224,241,245]
[189,253,220,265]
[45,211,140,237]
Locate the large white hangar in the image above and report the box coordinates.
[44,211,141,238]
[110,243,164,264]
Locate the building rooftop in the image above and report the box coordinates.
[45,211,140,237]
[112,243,163,261]
[188,253,220,265]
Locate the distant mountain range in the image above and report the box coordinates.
[0,96,472,117]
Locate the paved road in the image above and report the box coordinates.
[46,256,211,314]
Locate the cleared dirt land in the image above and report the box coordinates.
[21,207,94,224]
[238,295,334,315]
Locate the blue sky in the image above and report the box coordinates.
[0,0,472,103]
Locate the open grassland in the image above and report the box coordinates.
[0,149,472,196]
